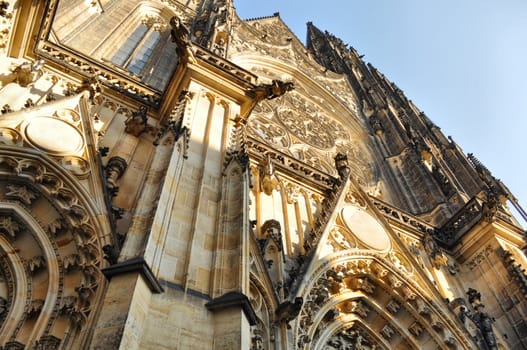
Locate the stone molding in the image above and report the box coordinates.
[102,257,164,294]
[205,291,257,326]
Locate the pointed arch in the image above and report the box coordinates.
[0,148,109,348]
[294,250,475,349]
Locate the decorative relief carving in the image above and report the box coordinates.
[35,335,61,350]
[260,156,279,196]
[0,127,22,146]
[0,215,21,238]
[58,295,77,315]
[467,245,493,270]
[380,324,396,340]
[328,226,356,252]
[1,104,12,114]
[372,198,436,235]
[386,299,401,315]
[27,299,45,317]
[423,235,448,269]
[3,340,25,349]
[0,295,8,318]
[0,145,103,346]
[408,321,424,337]
[325,326,378,350]
[153,90,193,153]
[502,250,527,298]
[105,156,127,195]
[344,189,366,208]
[276,93,348,150]
[76,76,102,105]
[48,218,69,237]
[339,300,370,318]
[436,198,483,246]
[248,116,290,150]
[0,2,10,19]
[232,18,359,114]
[251,328,264,350]
[0,60,45,88]
[63,254,81,272]
[124,106,149,137]
[27,255,46,274]
[5,184,38,205]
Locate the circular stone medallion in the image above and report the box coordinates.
[24,117,84,155]
[341,205,391,251]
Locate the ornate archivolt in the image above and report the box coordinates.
[0,151,108,348]
[0,74,111,347]
[285,184,475,350]
[294,250,472,350]
[248,172,476,349]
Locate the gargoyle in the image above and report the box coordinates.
[275,297,303,327]
[253,80,294,101]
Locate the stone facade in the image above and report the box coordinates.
[0,0,525,349]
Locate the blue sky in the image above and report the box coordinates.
[234,1,527,222]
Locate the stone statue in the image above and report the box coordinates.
[125,106,148,137]
[465,288,499,350]
[467,288,482,305]
[170,16,193,62]
[472,310,498,350]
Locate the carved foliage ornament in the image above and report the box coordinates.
[5,184,38,205]
[0,215,21,238]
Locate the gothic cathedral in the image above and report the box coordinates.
[0,0,525,349]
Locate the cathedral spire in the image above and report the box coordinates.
[191,0,234,57]
[306,22,348,74]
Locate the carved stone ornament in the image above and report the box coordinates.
[0,215,21,238]
[325,326,378,350]
[27,255,46,274]
[170,15,195,63]
[35,335,61,350]
[27,299,45,317]
[5,184,38,205]
[3,340,25,350]
[0,59,45,88]
[105,156,128,194]
[423,235,448,269]
[380,324,396,340]
[253,79,294,101]
[0,296,8,317]
[340,300,370,318]
[59,296,77,314]
[275,297,303,327]
[408,321,424,337]
[260,156,278,196]
[124,106,148,137]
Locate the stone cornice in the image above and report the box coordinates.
[205,291,257,326]
[102,257,164,294]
